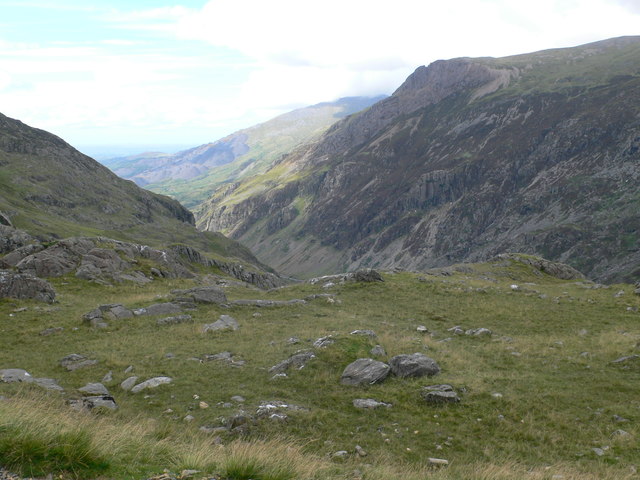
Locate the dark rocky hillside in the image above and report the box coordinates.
[198,36,640,283]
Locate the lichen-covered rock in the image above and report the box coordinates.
[0,269,56,303]
[340,358,390,386]
[130,376,172,393]
[421,384,461,404]
[202,314,239,332]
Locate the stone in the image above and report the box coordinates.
[613,414,629,423]
[612,429,631,438]
[40,327,63,336]
[592,447,605,456]
[82,304,133,326]
[133,302,182,317]
[231,395,245,403]
[33,377,64,391]
[340,358,390,386]
[79,382,110,396]
[82,395,118,410]
[171,286,227,304]
[231,299,306,307]
[102,371,113,383]
[350,329,377,338]
[447,326,465,335]
[465,327,492,337]
[130,376,173,393]
[120,376,138,391]
[60,354,97,371]
[202,314,239,332]
[313,335,335,348]
[269,351,316,374]
[389,353,440,378]
[353,398,392,409]
[351,269,384,282]
[422,384,460,404]
[355,445,367,457]
[332,450,349,459]
[612,354,639,364]
[417,325,429,333]
[370,344,386,357]
[428,458,449,466]
[0,269,56,303]
[156,314,193,326]
[0,368,32,383]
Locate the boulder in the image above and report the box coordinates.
[313,335,335,348]
[171,286,227,304]
[370,344,386,357]
[0,368,32,383]
[130,376,172,393]
[269,351,316,374]
[421,384,460,404]
[0,225,37,254]
[202,314,239,333]
[340,358,390,386]
[33,377,64,391]
[465,327,492,337]
[75,248,131,282]
[17,238,95,278]
[350,329,377,338]
[83,304,133,327]
[2,244,45,267]
[389,353,440,378]
[0,270,56,303]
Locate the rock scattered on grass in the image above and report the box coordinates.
[79,382,110,396]
[130,376,173,393]
[350,329,377,338]
[389,353,440,378]
[120,376,139,391]
[421,384,461,404]
[370,344,386,357]
[156,314,193,326]
[341,358,390,386]
[0,269,56,303]
[60,354,97,371]
[269,351,316,374]
[202,314,239,332]
[353,398,392,409]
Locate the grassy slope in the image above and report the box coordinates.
[1,259,639,479]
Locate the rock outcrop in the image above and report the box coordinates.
[0,269,56,303]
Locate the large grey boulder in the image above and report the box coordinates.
[203,314,239,333]
[389,353,440,378]
[171,286,227,304]
[340,358,390,386]
[130,376,172,393]
[0,270,56,303]
[75,248,132,283]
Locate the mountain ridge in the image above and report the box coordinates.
[196,36,640,283]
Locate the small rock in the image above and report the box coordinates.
[611,429,631,438]
[184,414,195,422]
[592,447,605,456]
[447,326,465,335]
[353,398,392,409]
[612,355,639,364]
[59,354,97,371]
[370,344,386,357]
[332,450,349,459]
[422,384,460,404]
[120,376,138,391]
[417,325,429,333]
[269,351,316,374]
[355,445,367,457]
[287,336,300,344]
[40,327,63,336]
[79,382,110,396]
[428,457,449,466]
[613,414,629,423]
[124,365,134,374]
[350,329,377,338]
[465,327,492,337]
[313,335,335,348]
[131,376,172,393]
[231,395,245,403]
[510,284,520,291]
[199,401,209,409]
[179,469,200,479]
[614,290,625,298]
[156,314,193,326]
[492,392,503,399]
[82,395,118,410]
[202,314,239,333]
[102,371,113,383]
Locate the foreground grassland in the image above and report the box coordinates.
[1,260,639,479]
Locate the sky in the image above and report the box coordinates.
[0,0,638,155]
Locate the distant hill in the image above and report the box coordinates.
[196,36,640,283]
[0,112,267,267]
[103,96,385,208]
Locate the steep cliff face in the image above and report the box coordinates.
[197,37,640,282]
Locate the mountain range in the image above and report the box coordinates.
[195,36,640,283]
[104,96,384,209]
